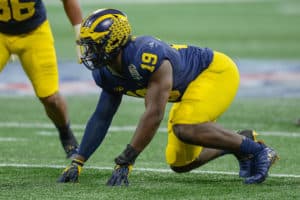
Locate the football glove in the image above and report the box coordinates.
[106,164,133,186]
[106,144,139,186]
[57,159,84,183]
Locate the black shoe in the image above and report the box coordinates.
[244,146,279,184]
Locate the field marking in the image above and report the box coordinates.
[0,122,299,137]
[0,163,299,178]
[0,137,26,142]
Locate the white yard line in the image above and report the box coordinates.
[0,122,299,137]
[1,121,299,179]
[0,163,299,178]
[0,137,26,142]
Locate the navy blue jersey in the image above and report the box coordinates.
[0,0,46,34]
[92,36,214,102]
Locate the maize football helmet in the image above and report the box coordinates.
[77,8,131,70]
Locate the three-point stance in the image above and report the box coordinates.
[58,8,278,184]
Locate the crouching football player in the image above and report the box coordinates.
[58,8,278,185]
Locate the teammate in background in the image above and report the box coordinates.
[296,119,300,126]
[0,0,83,158]
[58,8,278,184]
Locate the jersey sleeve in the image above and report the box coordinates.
[92,68,125,96]
[92,69,115,94]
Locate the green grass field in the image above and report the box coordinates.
[0,96,300,199]
[1,0,300,199]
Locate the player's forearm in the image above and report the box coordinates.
[130,107,165,152]
[113,109,164,166]
[77,91,122,162]
[78,115,112,161]
[61,0,83,25]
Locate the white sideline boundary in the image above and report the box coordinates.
[0,163,299,178]
[0,122,299,138]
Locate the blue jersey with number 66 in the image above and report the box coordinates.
[0,0,46,34]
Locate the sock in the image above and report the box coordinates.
[56,123,73,140]
[240,137,264,155]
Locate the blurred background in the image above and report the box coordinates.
[1,0,300,97]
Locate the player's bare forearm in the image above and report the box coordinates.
[130,106,165,152]
[61,0,83,25]
[130,60,173,152]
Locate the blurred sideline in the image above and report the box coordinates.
[1,59,300,97]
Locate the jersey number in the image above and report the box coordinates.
[141,52,157,72]
[0,0,35,22]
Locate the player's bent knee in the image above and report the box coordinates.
[173,124,194,144]
[39,92,63,107]
[173,124,185,140]
[170,165,193,173]
[166,138,203,169]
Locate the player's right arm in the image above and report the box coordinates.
[57,90,122,183]
[78,90,122,161]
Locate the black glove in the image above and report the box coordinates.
[106,144,139,186]
[106,164,133,186]
[57,159,84,183]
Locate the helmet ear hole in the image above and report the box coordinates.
[78,8,131,70]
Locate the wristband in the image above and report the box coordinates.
[73,24,82,63]
[73,24,81,39]
[115,144,140,165]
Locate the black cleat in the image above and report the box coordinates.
[244,146,279,184]
[236,130,260,178]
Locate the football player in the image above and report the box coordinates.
[0,0,83,158]
[58,8,278,184]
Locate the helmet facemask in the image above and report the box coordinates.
[77,37,112,70]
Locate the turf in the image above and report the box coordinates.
[0,96,299,199]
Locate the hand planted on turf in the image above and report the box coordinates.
[106,165,132,186]
[57,160,83,183]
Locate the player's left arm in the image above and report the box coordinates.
[130,59,173,152]
[107,59,173,186]
[61,0,83,62]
